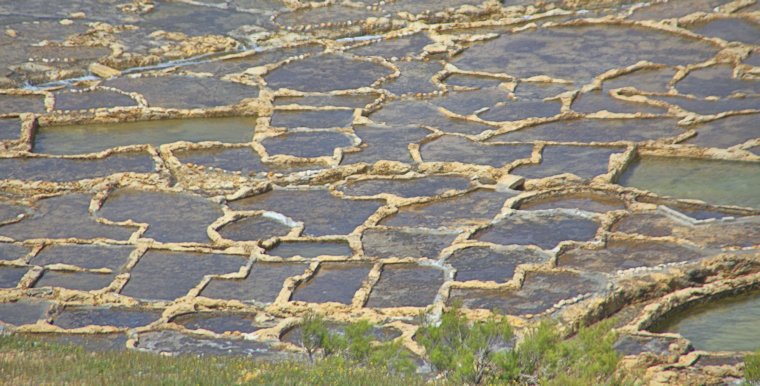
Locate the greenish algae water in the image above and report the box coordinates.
[650,290,760,352]
[34,117,256,155]
[618,156,760,209]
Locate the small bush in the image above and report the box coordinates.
[418,307,624,385]
[416,305,513,384]
[300,312,331,362]
[298,313,415,376]
[746,350,760,383]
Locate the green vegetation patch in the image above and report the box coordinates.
[1,310,634,385]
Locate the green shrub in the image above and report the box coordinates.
[746,350,760,383]
[418,307,624,385]
[300,312,331,362]
[416,305,513,384]
[345,319,374,362]
[298,313,415,376]
[500,317,621,385]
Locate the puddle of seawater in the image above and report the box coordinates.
[0,94,46,115]
[474,213,600,250]
[613,334,678,356]
[362,228,458,259]
[380,188,517,229]
[172,313,263,334]
[421,136,534,167]
[478,99,563,122]
[31,244,132,271]
[201,262,308,304]
[184,44,323,76]
[627,0,729,21]
[683,113,759,149]
[136,330,282,358]
[0,194,135,241]
[618,156,760,209]
[34,271,116,292]
[613,211,760,248]
[448,271,607,315]
[446,246,549,282]
[436,82,566,122]
[97,189,223,244]
[0,243,31,261]
[664,204,746,221]
[370,100,493,135]
[265,54,392,93]
[282,322,401,347]
[653,94,760,116]
[262,131,354,158]
[218,215,292,242]
[602,67,676,94]
[676,65,760,98]
[270,110,354,129]
[694,355,745,370]
[228,189,384,236]
[0,152,155,182]
[0,267,28,288]
[0,0,133,23]
[349,33,433,60]
[432,88,510,116]
[688,18,760,46]
[54,89,137,111]
[365,264,445,308]
[266,240,352,259]
[339,175,472,198]
[137,1,279,37]
[383,60,443,96]
[121,250,247,302]
[383,0,492,16]
[0,118,19,141]
[451,24,716,84]
[518,192,626,212]
[490,118,683,143]
[0,201,27,223]
[612,211,697,237]
[274,4,377,28]
[571,91,667,114]
[744,51,760,67]
[443,74,504,89]
[559,239,706,273]
[342,125,430,164]
[103,76,258,109]
[511,145,623,179]
[514,82,574,99]
[52,307,160,329]
[35,117,256,155]
[649,290,760,352]
[0,300,50,326]
[291,262,372,304]
[174,146,267,175]
[275,93,380,109]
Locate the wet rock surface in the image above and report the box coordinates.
[447,246,550,282]
[292,262,372,304]
[51,307,160,330]
[474,212,601,250]
[448,271,608,315]
[366,264,445,308]
[0,0,758,379]
[201,262,308,304]
[172,313,264,335]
